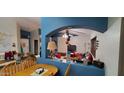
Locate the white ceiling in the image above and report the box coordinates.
[60,28,96,36]
[16,17,40,31]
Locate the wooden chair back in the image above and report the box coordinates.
[0,56,37,76]
[15,62,25,73]
[22,57,36,69]
[0,61,16,76]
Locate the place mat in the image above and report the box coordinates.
[30,69,48,76]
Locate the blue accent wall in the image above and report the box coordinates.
[37,58,105,76]
[40,17,108,61]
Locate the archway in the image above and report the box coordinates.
[46,26,100,63]
[41,17,108,61]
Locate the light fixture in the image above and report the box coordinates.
[47,37,57,59]
[62,33,68,38]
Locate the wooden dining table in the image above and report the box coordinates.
[14,64,58,76]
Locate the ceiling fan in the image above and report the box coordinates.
[52,29,82,37]
[62,29,78,38]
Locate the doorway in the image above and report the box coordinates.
[34,40,38,55]
[91,37,97,58]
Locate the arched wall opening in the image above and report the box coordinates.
[41,17,108,60]
[39,17,123,76]
[45,26,101,59]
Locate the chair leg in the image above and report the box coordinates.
[64,64,71,76]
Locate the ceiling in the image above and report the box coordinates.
[15,18,96,35]
[16,17,40,31]
[55,28,96,37]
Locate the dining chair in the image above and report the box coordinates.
[0,61,16,76]
[64,64,71,76]
[28,56,37,66]
[11,59,34,75]
[27,58,34,67]
[15,62,25,73]
[0,66,5,75]
[22,57,36,70]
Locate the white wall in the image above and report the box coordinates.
[70,35,91,53]
[57,34,91,53]
[0,18,40,56]
[16,23,21,52]
[0,18,19,53]
[57,37,67,53]
[92,18,121,76]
